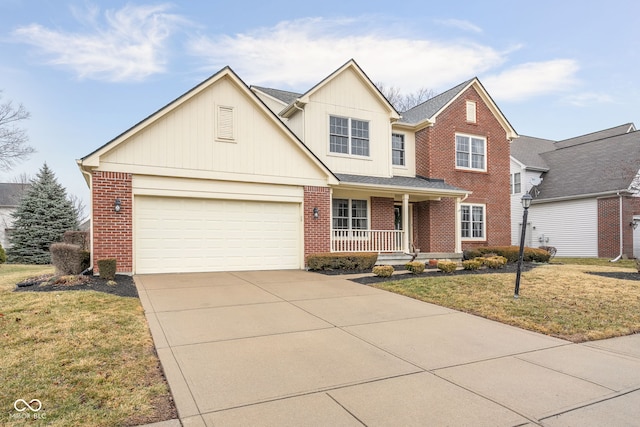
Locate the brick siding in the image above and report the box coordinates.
[599,195,640,258]
[304,186,331,260]
[371,197,395,230]
[414,85,511,251]
[92,171,133,273]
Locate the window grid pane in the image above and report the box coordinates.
[514,173,521,193]
[330,117,349,154]
[351,200,368,230]
[332,199,349,229]
[456,135,486,170]
[461,205,484,239]
[351,120,369,156]
[456,135,470,168]
[461,206,470,238]
[392,133,405,166]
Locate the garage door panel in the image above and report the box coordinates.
[135,197,301,274]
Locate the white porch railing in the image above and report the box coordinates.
[331,229,404,252]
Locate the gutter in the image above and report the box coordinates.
[531,189,632,205]
[610,192,624,262]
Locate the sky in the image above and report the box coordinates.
[1,0,639,210]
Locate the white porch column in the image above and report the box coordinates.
[402,193,410,253]
[455,196,462,253]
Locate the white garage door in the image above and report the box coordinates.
[135,196,301,274]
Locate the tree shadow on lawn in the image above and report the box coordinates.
[587,271,640,281]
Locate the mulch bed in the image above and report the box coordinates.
[587,271,640,281]
[318,262,541,285]
[14,274,138,297]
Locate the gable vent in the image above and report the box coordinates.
[217,105,235,141]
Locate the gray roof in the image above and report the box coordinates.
[251,86,302,105]
[399,79,474,124]
[0,183,29,207]
[554,123,635,149]
[510,135,556,171]
[335,173,466,193]
[534,130,640,200]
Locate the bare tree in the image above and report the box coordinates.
[68,193,88,225]
[376,83,436,112]
[0,92,36,171]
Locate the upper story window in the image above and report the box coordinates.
[510,172,521,194]
[466,100,477,123]
[329,116,369,157]
[392,133,405,166]
[455,133,486,171]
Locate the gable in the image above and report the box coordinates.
[80,70,335,187]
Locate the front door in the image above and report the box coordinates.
[394,204,413,250]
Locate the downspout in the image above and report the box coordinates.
[610,192,624,262]
[455,193,470,254]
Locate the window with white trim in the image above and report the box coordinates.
[332,199,368,230]
[466,100,477,123]
[329,116,369,156]
[510,173,521,194]
[456,134,486,171]
[392,133,405,166]
[461,204,485,240]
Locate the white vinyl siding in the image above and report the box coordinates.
[528,199,598,257]
[456,134,486,171]
[135,196,301,274]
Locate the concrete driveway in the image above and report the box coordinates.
[135,270,640,427]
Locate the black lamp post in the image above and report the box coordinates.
[514,193,532,298]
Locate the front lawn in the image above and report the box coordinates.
[0,265,175,426]
[373,262,640,343]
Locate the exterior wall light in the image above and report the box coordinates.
[313,207,319,219]
[114,198,122,213]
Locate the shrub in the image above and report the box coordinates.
[80,250,91,272]
[465,246,551,263]
[462,259,482,270]
[97,258,117,280]
[405,261,425,274]
[484,256,507,269]
[50,243,82,275]
[437,261,458,273]
[306,252,378,271]
[373,265,394,277]
[63,230,90,251]
[0,244,6,265]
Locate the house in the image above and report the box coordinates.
[510,123,640,258]
[0,183,30,249]
[77,60,517,274]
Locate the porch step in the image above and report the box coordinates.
[376,252,463,266]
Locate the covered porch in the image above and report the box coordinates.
[330,174,469,254]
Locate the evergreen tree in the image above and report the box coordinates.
[8,163,78,264]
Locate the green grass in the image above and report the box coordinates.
[0,265,173,426]
[374,262,640,343]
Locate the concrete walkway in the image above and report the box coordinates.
[135,270,640,427]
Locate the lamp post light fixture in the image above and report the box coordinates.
[514,193,532,299]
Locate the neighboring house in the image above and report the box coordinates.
[510,123,640,258]
[0,183,30,249]
[78,59,517,274]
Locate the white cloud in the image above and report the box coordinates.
[436,19,483,33]
[13,4,187,82]
[562,92,614,107]
[482,59,580,102]
[187,17,505,92]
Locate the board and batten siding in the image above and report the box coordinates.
[99,76,328,187]
[301,66,393,177]
[528,198,598,257]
